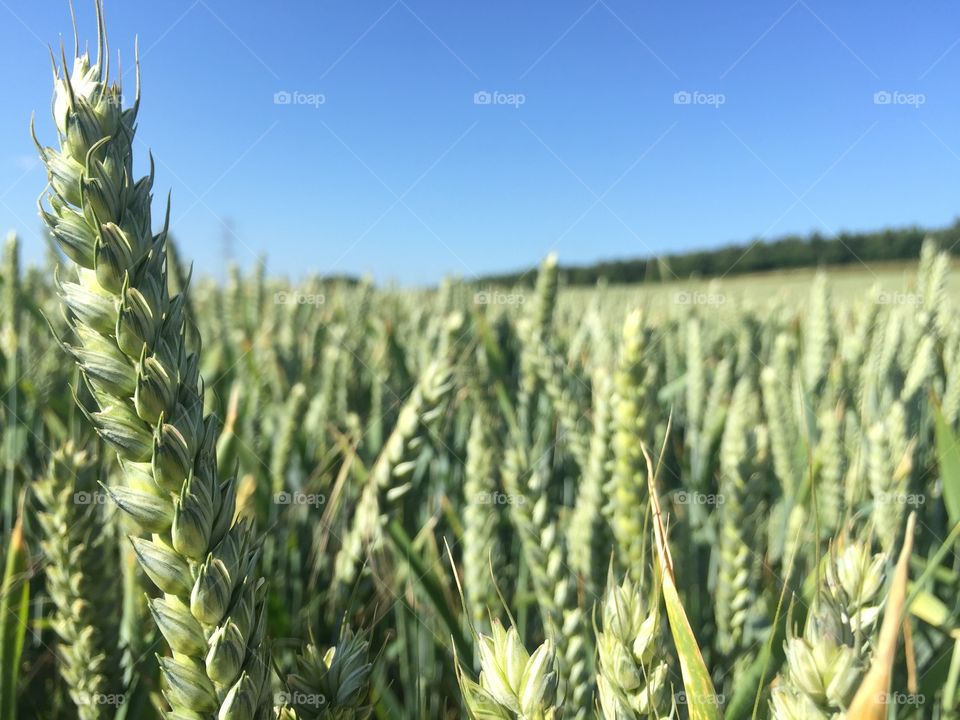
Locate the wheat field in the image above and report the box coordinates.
[1,5,959,720]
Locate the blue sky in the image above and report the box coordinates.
[2,1,960,285]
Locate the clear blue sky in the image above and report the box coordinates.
[2,1,960,285]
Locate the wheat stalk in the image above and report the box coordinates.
[331,356,453,604]
[37,7,274,715]
[715,375,768,658]
[610,309,656,583]
[568,370,613,598]
[34,441,122,718]
[463,411,502,628]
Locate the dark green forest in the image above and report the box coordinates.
[478,220,960,286]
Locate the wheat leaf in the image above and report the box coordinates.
[643,443,723,720]
[847,512,917,719]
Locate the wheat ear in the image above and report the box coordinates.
[37,8,274,716]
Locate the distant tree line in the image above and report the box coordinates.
[477,220,960,287]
